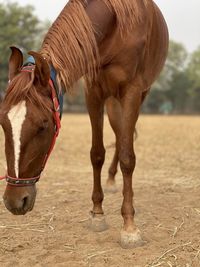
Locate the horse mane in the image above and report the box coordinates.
[40,0,149,92]
[3,72,51,111]
[40,0,99,92]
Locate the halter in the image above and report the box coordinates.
[0,63,62,186]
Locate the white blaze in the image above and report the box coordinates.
[8,101,27,177]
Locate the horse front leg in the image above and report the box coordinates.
[118,84,144,249]
[85,91,108,232]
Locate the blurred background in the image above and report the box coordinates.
[0,0,200,114]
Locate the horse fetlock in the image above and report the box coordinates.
[108,166,117,177]
[88,211,108,232]
[92,189,104,204]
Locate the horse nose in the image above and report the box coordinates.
[3,193,33,215]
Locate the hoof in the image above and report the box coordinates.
[105,181,118,193]
[88,212,108,232]
[120,228,145,249]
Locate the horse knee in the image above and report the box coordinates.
[90,147,105,168]
[119,150,136,175]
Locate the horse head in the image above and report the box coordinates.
[0,47,60,215]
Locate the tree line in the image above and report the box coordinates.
[143,41,200,114]
[0,2,200,114]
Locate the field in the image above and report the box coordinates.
[0,115,200,267]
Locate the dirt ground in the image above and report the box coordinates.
[0,114,200,267]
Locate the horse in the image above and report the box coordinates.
[0,0,168,248]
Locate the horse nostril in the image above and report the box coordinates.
[22,196,29,210]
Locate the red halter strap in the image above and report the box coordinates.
[0,66,61,186]
[42,79,61,169]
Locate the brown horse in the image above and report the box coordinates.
[0,0,168,248]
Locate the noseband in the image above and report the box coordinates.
[0,64,62,186]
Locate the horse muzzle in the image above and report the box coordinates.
[3,185,37,215]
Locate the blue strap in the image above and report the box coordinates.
[25,56,64,118]
[50,66,64,118]
[25,56,35,65]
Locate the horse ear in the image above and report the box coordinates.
[28,51,50,87]
[9,46,23,81]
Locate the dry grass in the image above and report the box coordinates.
[0,115,200,266]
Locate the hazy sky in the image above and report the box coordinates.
[1,0,200,52]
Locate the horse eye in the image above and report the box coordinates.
[38,120,48,133]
